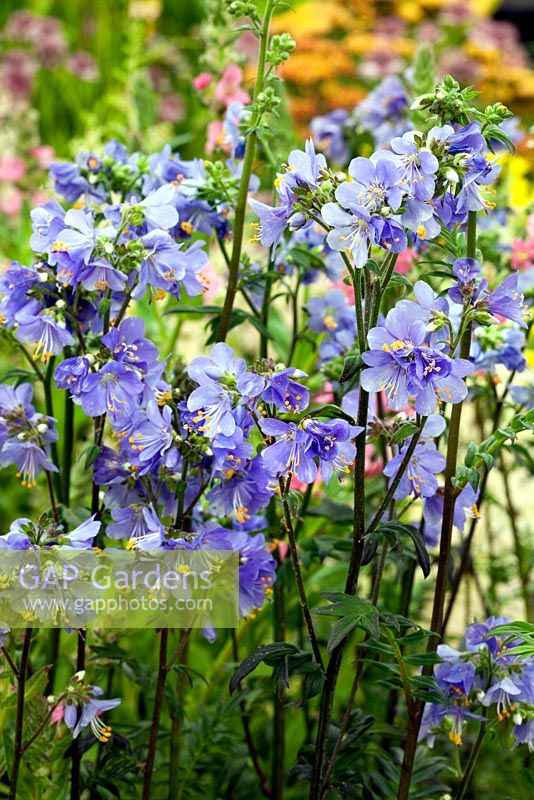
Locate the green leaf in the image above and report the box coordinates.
[339,355,364,384]
[390,422,419,445]
[314,593,380,641]
[229,642,299,693]
[308,404,355,425]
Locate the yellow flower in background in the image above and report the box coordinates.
[273,2,353,37]
[505,154,534,210]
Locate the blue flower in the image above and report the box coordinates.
[354,76,410,147]
[510,382,534,409]
[29,201,65,253]
[423,483,479,547]
[310,109,350,164]
[208,455,273,523]
[64,684,121,740]
[77,259,128,293]
[54,357,91,394]
[360,304,471,415]
[172,522,276,617]
[134,185,179,230]
[186,343,263,439]
[79,362,144,418]
[15,312,75,362]
[260,367,309,414]
[449,257,482,305]
[101,317,159,374]
[248,191,293,249]
[49,162,94,204]
[0,262,41,326]
[260,418,317,484]
[107,503,165,549]
[486,274,529,328]
[321,201,378,268]
[121,401,173,473]
[344,153,404,213]
[391,132,439,201]
[58,516,101,550]
[384,441,445,499]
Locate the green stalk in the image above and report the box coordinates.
[9,630,32,800]
[62,390,75,506]
[278,478,323,669]
[215,1,275,343]
[397,210,477,800]
[310,257,399,798]
[456,723,486,800]
[44,357,62,502]
[142,628,169,800]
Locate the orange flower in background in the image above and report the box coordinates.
[273,0,534,128]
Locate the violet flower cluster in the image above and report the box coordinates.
[420,617,534,751]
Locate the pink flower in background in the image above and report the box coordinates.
[234,30,259,61]
[290,472,322,493]
[0,156,26,182]
[2,50,36,98]
[364,445,383,478]
[334,280,354,303]
[395,248,416,275]
[313,383,334,405]
[30,145,55,169]
[67,51,98,81]
[198,260,225,301]
[511,238,534,271]
[192,72,212,91]
[215,65,250,107]
[206,120,231,154]
[0,188,23,217]
[158,93,185,123]
[276,540,288,562]
[31,190,51,207]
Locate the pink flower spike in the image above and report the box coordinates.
[192,72,212,91]
[0,156,26,182]
[215,65,250,106]
[30,145,55,169]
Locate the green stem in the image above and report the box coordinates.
[44,357,62,502]
[231,631,273,798]
[278,478,323,669]
[397,210,477,800]
[215,1,275,343]
[169,629,191,800]
[260,250,274,360]
[365,422,426,538]
[272,554,285,800]
[456,723,486,800]
[142,628,169,800]
[62,391,75,506]
[9,630,32,800]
